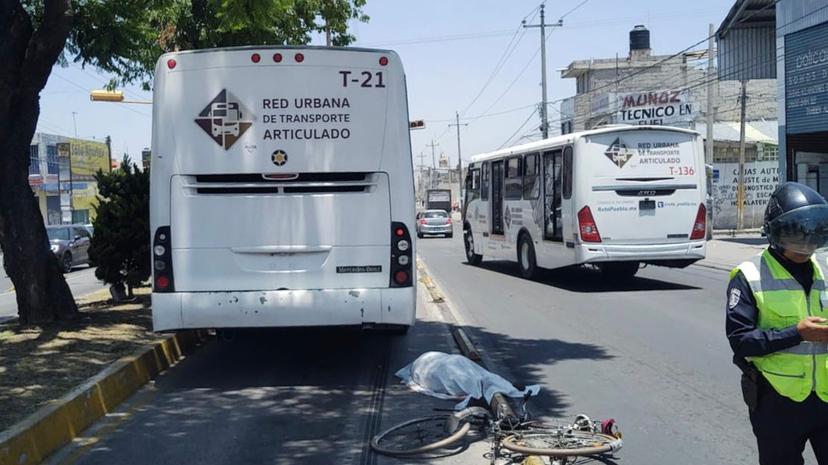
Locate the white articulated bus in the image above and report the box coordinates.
[462,125,707,279]
[150,47,416,333]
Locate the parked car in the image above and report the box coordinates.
[416,210,453,238]
[46,224,92,273]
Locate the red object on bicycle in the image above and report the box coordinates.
[601,419,618,436]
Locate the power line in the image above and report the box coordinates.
[51,73,152,118]
[418,5,543,156]
[558,0,591,20]
[549,1,820,131]
[499,108,538,149]
[552,0,782,114]
[358,29,516,47]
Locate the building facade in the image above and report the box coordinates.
[28,133,111,225]
[776,0,828,196]
[559,25,779,229]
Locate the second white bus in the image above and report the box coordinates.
[150,46,416,333]
[462,125,707,279]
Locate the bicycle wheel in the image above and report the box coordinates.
[501,429,622,457]
[370,415,472,457]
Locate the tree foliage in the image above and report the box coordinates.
[88,156,150,294]
[58,0,369,90]
[1,0,367,323]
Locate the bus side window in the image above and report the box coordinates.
[523,153,539,199]
[505,157,522,199]
[563,146,573,200]
[481,162,490,200]
[466,168,481,202]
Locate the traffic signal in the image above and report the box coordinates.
[409,120,425,130]
[90,90,125,102]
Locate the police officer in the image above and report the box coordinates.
[727,182,828,465]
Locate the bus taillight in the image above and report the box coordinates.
[578,206,602,243]
[153,226,175,293]
[251,53,261,63]
[690,203,707,240]
[379,56,389,66]
[295,53,304,63]
[390,222,413,287]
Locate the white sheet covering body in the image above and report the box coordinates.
[395,351,541,409]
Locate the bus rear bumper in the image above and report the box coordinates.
[151,287,416,332]
[576,241,707,264]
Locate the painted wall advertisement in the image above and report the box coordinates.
[616,89,696,126]
[712,161,780,229]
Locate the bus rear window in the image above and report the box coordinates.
[586,132,698,178]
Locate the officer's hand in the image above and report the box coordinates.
[797,317,828,342]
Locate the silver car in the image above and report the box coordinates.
[416,210,453,238]
[47,225,92,273]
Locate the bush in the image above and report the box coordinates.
[88,155,150,297]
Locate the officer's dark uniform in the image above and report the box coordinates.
[726,182,828,465]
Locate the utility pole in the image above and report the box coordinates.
[524,3,563,139]
[737,80,748,231]
[706,23,716,167]
[417,152,426,206]
[449,111,468,208]
[426,140,439,189]
[71,112,78,137]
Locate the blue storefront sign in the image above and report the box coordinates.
[786,21,828,134]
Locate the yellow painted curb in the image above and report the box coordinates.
[416,258,444,303]
[0,330,209,465]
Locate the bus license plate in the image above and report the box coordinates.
[640,200,656,211]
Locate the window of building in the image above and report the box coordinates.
[713,145,762,163]
[505,157,522,199]
[29,145,40,175]
[523,153,540,199]
[47,145,59,175]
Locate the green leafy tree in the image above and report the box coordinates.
[88,156,150,298]
[0,0,368,324]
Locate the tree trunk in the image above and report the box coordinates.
[0,1,77,324]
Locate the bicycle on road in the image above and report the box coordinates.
[370,393,623,465]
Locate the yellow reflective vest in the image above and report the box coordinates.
[730,250,828,402]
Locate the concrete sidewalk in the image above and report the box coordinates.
[696,235,767,272]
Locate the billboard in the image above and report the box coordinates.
[69,138,109,180]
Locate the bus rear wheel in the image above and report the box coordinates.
[518,234,539,279]
[464,228,482,266]
[598,261,639,280]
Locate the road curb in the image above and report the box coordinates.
[0,330,210,465]
[693,261,735,272]
[416,258,517,421]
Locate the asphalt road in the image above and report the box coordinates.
[46,285,497,465]
[0,265,105,321]
[416,229,818,465]
[38,228,820,465]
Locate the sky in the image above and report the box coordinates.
[36,0,734,168]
